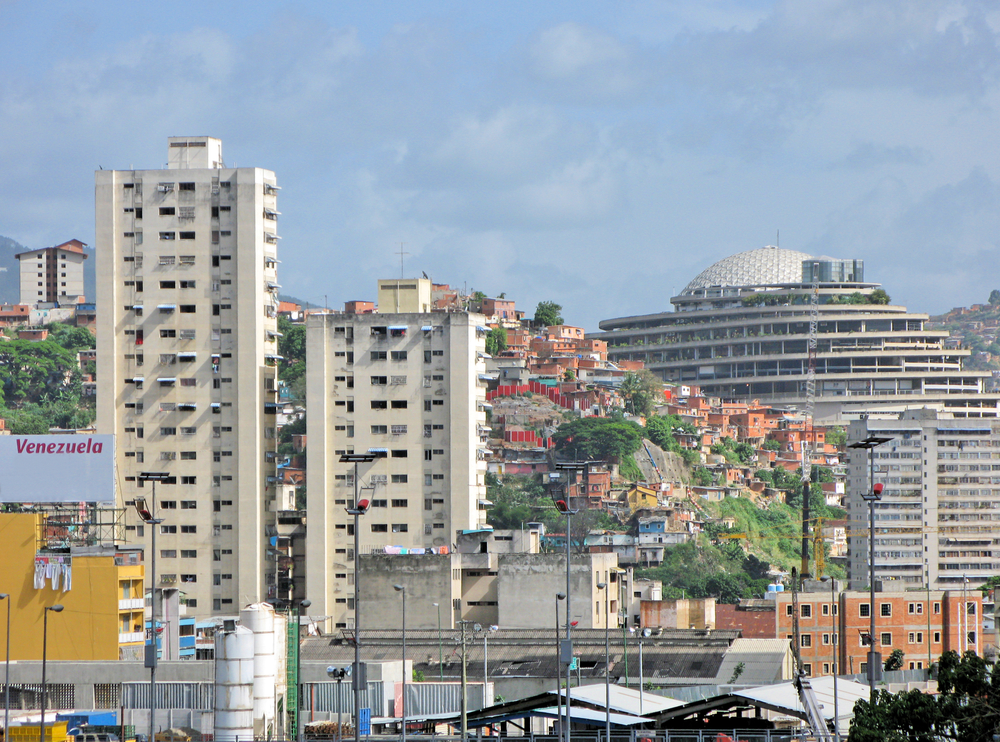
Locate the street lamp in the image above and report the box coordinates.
[554,486,581,742]
[393,585,407,742]
[596,583,610,742]
[555,593,566,742]
[432,602,443,681]
[821,576,840,742]
[341,452,376,742]
[39,604,64,742]
[1,593,10,739]
[473,624,498,705]
[135,471,169,742]
[849,434,890,703]
[296,599,312,742]
[326,666,352,742]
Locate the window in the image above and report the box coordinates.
[801,604,811,618]
[424,450,433,461]
[160,280,176,289]
[159,207,175,216]
[934,632,941,643]
[371,400,387,410]
[908,602,924,615]
[160,525,177,534]
[967,602,977,616]
[160,427,177,436]
[181,550,197,558]
[179,305,196,313]
[371,425,388,435]
[181,500,197,508]
[160,550,177,558]
[371,524,388,533]
[180,476,196,485]
[391,474,408,484]
[859,603,870,617]
[392,523,408,533]
[802,664,812,677]
[391,499,408,507]
[785,605,794,616]
[179,182,195,191]
[822,633,830,645]
[391,400,407,409]
[880,603,892,617]
[181,525,197,534]
[880,632,892,646]
[391,351,407,361]
[159,232,176,240]
[181,574,197,583]
[800,634,811,647]
[371,376,388,385]
[371,351,387,361]
[934,602,941,614]
[391,425,408,435]
[391,450,407,458]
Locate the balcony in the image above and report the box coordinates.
[119,631,144,644]
[119,597,144,610]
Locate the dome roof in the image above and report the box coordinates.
[682,246,814,294]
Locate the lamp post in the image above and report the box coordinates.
[1,593,10,739]
[296,599,312,742]
[135,471,169,742]
[326,666,351,742]
[341,452,376,742]
[596,582,610,742]
[457,620,477,739]
[554,479,582,742]
[474,624,497,706]
[849,434,890,703]
[39,604,64,742]
[821,576,839,742]
[555,593,566,742]
[432,602,443,681]
[393,585,407,742]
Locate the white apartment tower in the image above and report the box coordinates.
[306,287,492,628]
[96,137,281,614]
[16,239,88,305]
[847,409,1000,592]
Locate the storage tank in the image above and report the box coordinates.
[215,621,255,741]
[241,602,278,738]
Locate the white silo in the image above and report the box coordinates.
[241,603,279,738]
[215,620,255,741]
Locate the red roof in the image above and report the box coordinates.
[15,239,88,259]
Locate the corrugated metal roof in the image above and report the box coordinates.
[551,684,684,715]
[533,706,652,727]
[713,638,793,686]
[735,676,869,721]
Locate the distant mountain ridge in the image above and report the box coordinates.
[0,234,97,306]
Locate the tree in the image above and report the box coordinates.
[691,467,714,487]
[552,417,643,462]
[826,426,847,448]
[44,324,96,351]
[533,301,563,327]
[989,289,1000,306]
[618,370,663,417]
[277,316,307,391]
[485,326,507,356]
[762,439,781,451]
[883,648,904,671]
[869,288,891,305]
[0,339,81,406]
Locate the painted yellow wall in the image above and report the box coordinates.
[0,514,143,660]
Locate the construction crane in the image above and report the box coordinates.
[800,261,820,582]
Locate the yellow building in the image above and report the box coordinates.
[625,484,659,513]
[0,513,145,661]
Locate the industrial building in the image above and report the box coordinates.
[594,246,1000,422]
[95,137,281,614]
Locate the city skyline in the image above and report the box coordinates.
[1,1,998,331]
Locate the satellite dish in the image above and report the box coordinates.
[642,628,652,638]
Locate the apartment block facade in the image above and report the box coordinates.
[16,239,88,305]
[847,409,1000,592]
[96,137,281,615]
[306,300,491,628]
[775,585,980,677]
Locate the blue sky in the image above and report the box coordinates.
[2,0,999,329]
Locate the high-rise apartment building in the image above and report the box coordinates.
[16,238,88,304]
[96,137,281,614]
[847,409,1000,592]
[306,285,491,628]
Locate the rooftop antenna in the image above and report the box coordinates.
[397,243,409,279]
[776,229,779,247]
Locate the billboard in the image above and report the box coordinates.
[0,435,115,503]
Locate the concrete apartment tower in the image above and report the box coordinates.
[16,239,88,304]
[306,280,492,629]
[96,137,281,614]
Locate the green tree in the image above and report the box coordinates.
[883,648,904,671]
[485,326,507,356]
[826,426,847,448]
[618,370,663,417]
[0,339,81,406]
[762,439,781,451]
[691,467,714,486]
[277,316,306,388]
[869,288,891,305]
[533,301,563,327]
[44,324,96,351]
[990,289,1000,306]
[552,417,643,462]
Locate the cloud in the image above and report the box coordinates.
[836,141,932,169]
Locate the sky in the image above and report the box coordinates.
[1,0,999,330]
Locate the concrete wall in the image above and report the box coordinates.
[496,553,616,629]
[358,553,459,630]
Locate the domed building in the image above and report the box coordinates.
[594,246,1000,421]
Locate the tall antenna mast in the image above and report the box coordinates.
[397,243,409,279]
